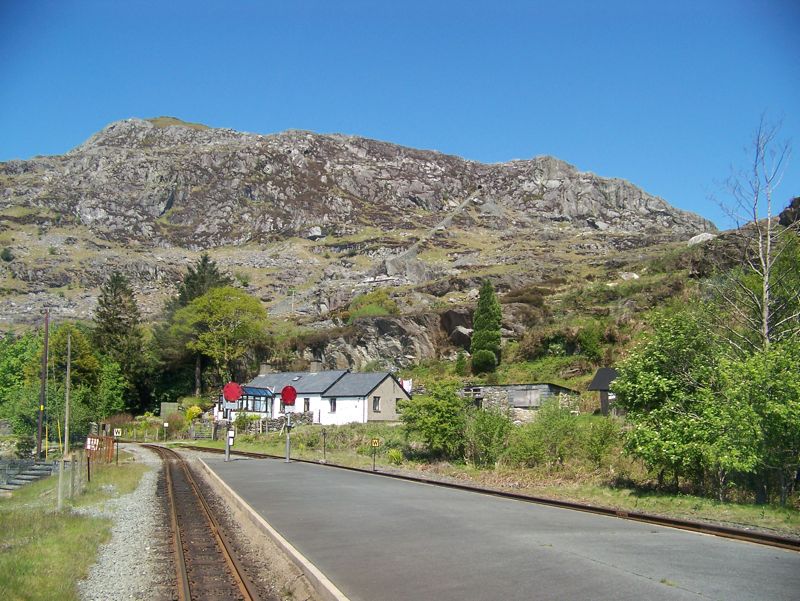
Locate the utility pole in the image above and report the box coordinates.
[58,333,71,511]
[36,309,50,459]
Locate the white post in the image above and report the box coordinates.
[284,412,291,463]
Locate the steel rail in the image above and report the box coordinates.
[176,443,800,552]
[145,444,260,601]
[159,444,191,601]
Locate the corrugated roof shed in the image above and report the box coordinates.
[587,368,619,391]
[248,370,348,394]
[322,372,410,398]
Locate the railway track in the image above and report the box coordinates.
[144,444,261,601]
[177,443,800,553]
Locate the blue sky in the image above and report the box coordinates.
[1,0,797,229]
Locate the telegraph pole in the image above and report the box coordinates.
[36,309,50,459]
[58,333,71,510]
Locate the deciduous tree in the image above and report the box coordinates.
[172,287,267,384]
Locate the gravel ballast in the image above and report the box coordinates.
[77,445,173,601]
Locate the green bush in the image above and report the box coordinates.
[346,288,399,323]
[185,405,203,422]
[464,407,512,467]
[583,417,621,467]
[387,448,404,465]
[0,248,13,262]
[471,349,497,374]
[399,383,469,459]
[502,400,579,468]
[576,324,603,363]
[503,423,546,467]
[454,351,468,376]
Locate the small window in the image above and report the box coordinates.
[303,398,310,412]
[329,398,337,413]
[372,396,381,412]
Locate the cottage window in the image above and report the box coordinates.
[329,398,337,413]
[372,396,381,412]
[304,398,310,412]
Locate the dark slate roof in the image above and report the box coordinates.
[587,368,619,391]
[247,370,348,395]
[323,372,410,399]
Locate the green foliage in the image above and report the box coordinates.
[517,321,606,363]
[503,422,546,468]
[94,361,127,419]
[346,288,399,323]
[454,351,468,376]
[471,349,497,374]
[503,400,579,468]
[463,407,512,466]
[387,448,404,465]
[171,253,233,312]
[173,286,267,383]
[471,280,502,368]
[92,271,144,410]
[720,340,800,504]
[614,308,717,414]
[1,247,14,261]
[584,417,622,467]
[0,331,41,398]
[710,233,800,354]
[185,405,203,422]
[399,383,470,459]
[612,305,800,502]
[50,324,100,389]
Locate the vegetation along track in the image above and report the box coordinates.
[144,444,261,601]
[180,444,800,553]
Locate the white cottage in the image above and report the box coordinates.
[231,370,411,425]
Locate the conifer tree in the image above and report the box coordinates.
[471,280,502,372]
[92,271,144,409]
[170,253,232,313]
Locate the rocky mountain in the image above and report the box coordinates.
[0,117,715,368]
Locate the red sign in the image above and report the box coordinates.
[281,385,297,406]
[223,382,243,402]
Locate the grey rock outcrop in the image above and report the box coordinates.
[0,117,717,337]
[1,117,714,249]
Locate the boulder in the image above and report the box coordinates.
[687,232,716,246]
[449,326,473,349]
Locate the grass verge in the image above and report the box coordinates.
[0,452,149,601]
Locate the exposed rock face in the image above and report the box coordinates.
[0,117,717,367]
[301,314,445,371]
[1,117,714,249]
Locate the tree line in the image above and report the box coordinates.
[0,254,268,445]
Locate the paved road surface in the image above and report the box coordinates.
[204,455,799,601]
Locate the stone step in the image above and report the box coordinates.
[30,465,55,472]
[0,483,20,491]
[8,479,33,486]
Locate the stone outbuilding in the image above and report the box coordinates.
[461,382,579,421]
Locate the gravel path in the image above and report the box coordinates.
[76,445,173,601]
